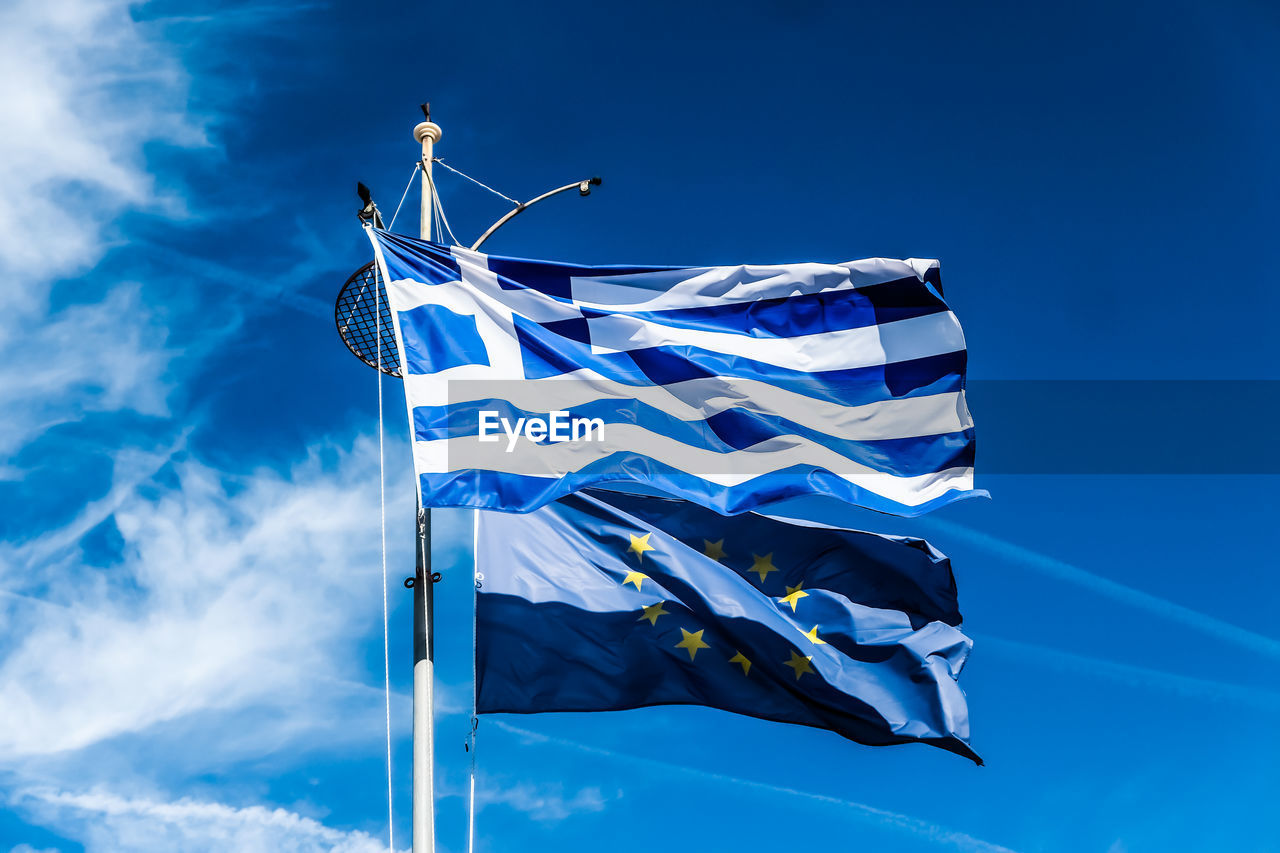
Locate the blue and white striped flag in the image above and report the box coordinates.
[369,230,982,517]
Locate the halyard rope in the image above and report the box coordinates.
[422,163,461,247]
[375,236,395,853]
[468,508,482,853]
[433,157,521,206]
[388,162,420,231]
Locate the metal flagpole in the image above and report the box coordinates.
[411,105,442,853]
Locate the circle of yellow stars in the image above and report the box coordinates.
[618,527,829,681]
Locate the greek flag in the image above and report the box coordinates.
[369,229,981,517]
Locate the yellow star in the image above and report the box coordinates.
[639,601,669,626]
[675,628,710,661]
[703,538,726,561]
[749,552,778,583]
[628,532,655,562]
[779,581,809,612]
[728,650,752,676]
[622,571,649,591]
[802,625,828,645]
[784,650,814,680]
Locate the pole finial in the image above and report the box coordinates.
[413,121,443,146]
[414,102,441,147]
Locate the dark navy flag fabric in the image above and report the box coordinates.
[475,489,979,763]
[369,229,983,519]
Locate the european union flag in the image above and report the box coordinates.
[476,490,979,763]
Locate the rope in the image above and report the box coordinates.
[422,163,461,247]
[433,157,521,206]
[467,508,483,853]
[388,163,421,231]
[434,180,455,247]
[374,226,395,853]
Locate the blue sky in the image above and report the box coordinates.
[2,0,1278,850]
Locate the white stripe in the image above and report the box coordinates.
[413,425,972,506]
[585,310,965,372]
[387,254,960,376]
[444,246,937,311]
[403,372,971,441]
[394,250,942,322]
[568,258,935,310]
[385,262,580,325]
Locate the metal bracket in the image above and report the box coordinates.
[356,182,384,229]
[471,176,602,250]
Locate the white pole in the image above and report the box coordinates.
[411,114,442,853]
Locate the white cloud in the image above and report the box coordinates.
[13,788,403,853]
[0,0,203,289]
[0,437,410,758]
[0,0,210,459]
[0,2,419,849]
[476,780,611,823]
[0,283,174,459]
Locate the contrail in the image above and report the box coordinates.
[490,720,1020,853]
[145,244,335,319]
[4,431,191,569]
[974,633,1280,711]
[922,519,1280,662]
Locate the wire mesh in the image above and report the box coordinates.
[335,261,401,377]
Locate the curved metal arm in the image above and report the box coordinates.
[470,177,602,251]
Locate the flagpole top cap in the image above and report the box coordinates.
[413,121,443,145]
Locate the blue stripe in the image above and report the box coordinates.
[411,399,974,478]
[597,275,947,338]
[419,462,986,518]
[514,315,966,404]
[374,230,461,284]
[484,253,681,300]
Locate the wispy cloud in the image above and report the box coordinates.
[0,437,410,758]
[0,1,412,849]
[490,721,1019,853]
[0,0,204,289]
[0,279,176,461]
[141,236,340,320]
[2,432,190,563]
[12,788,403,853]
[922,519,1280,662]
[471,779,612,823]
[0,0,211,461]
